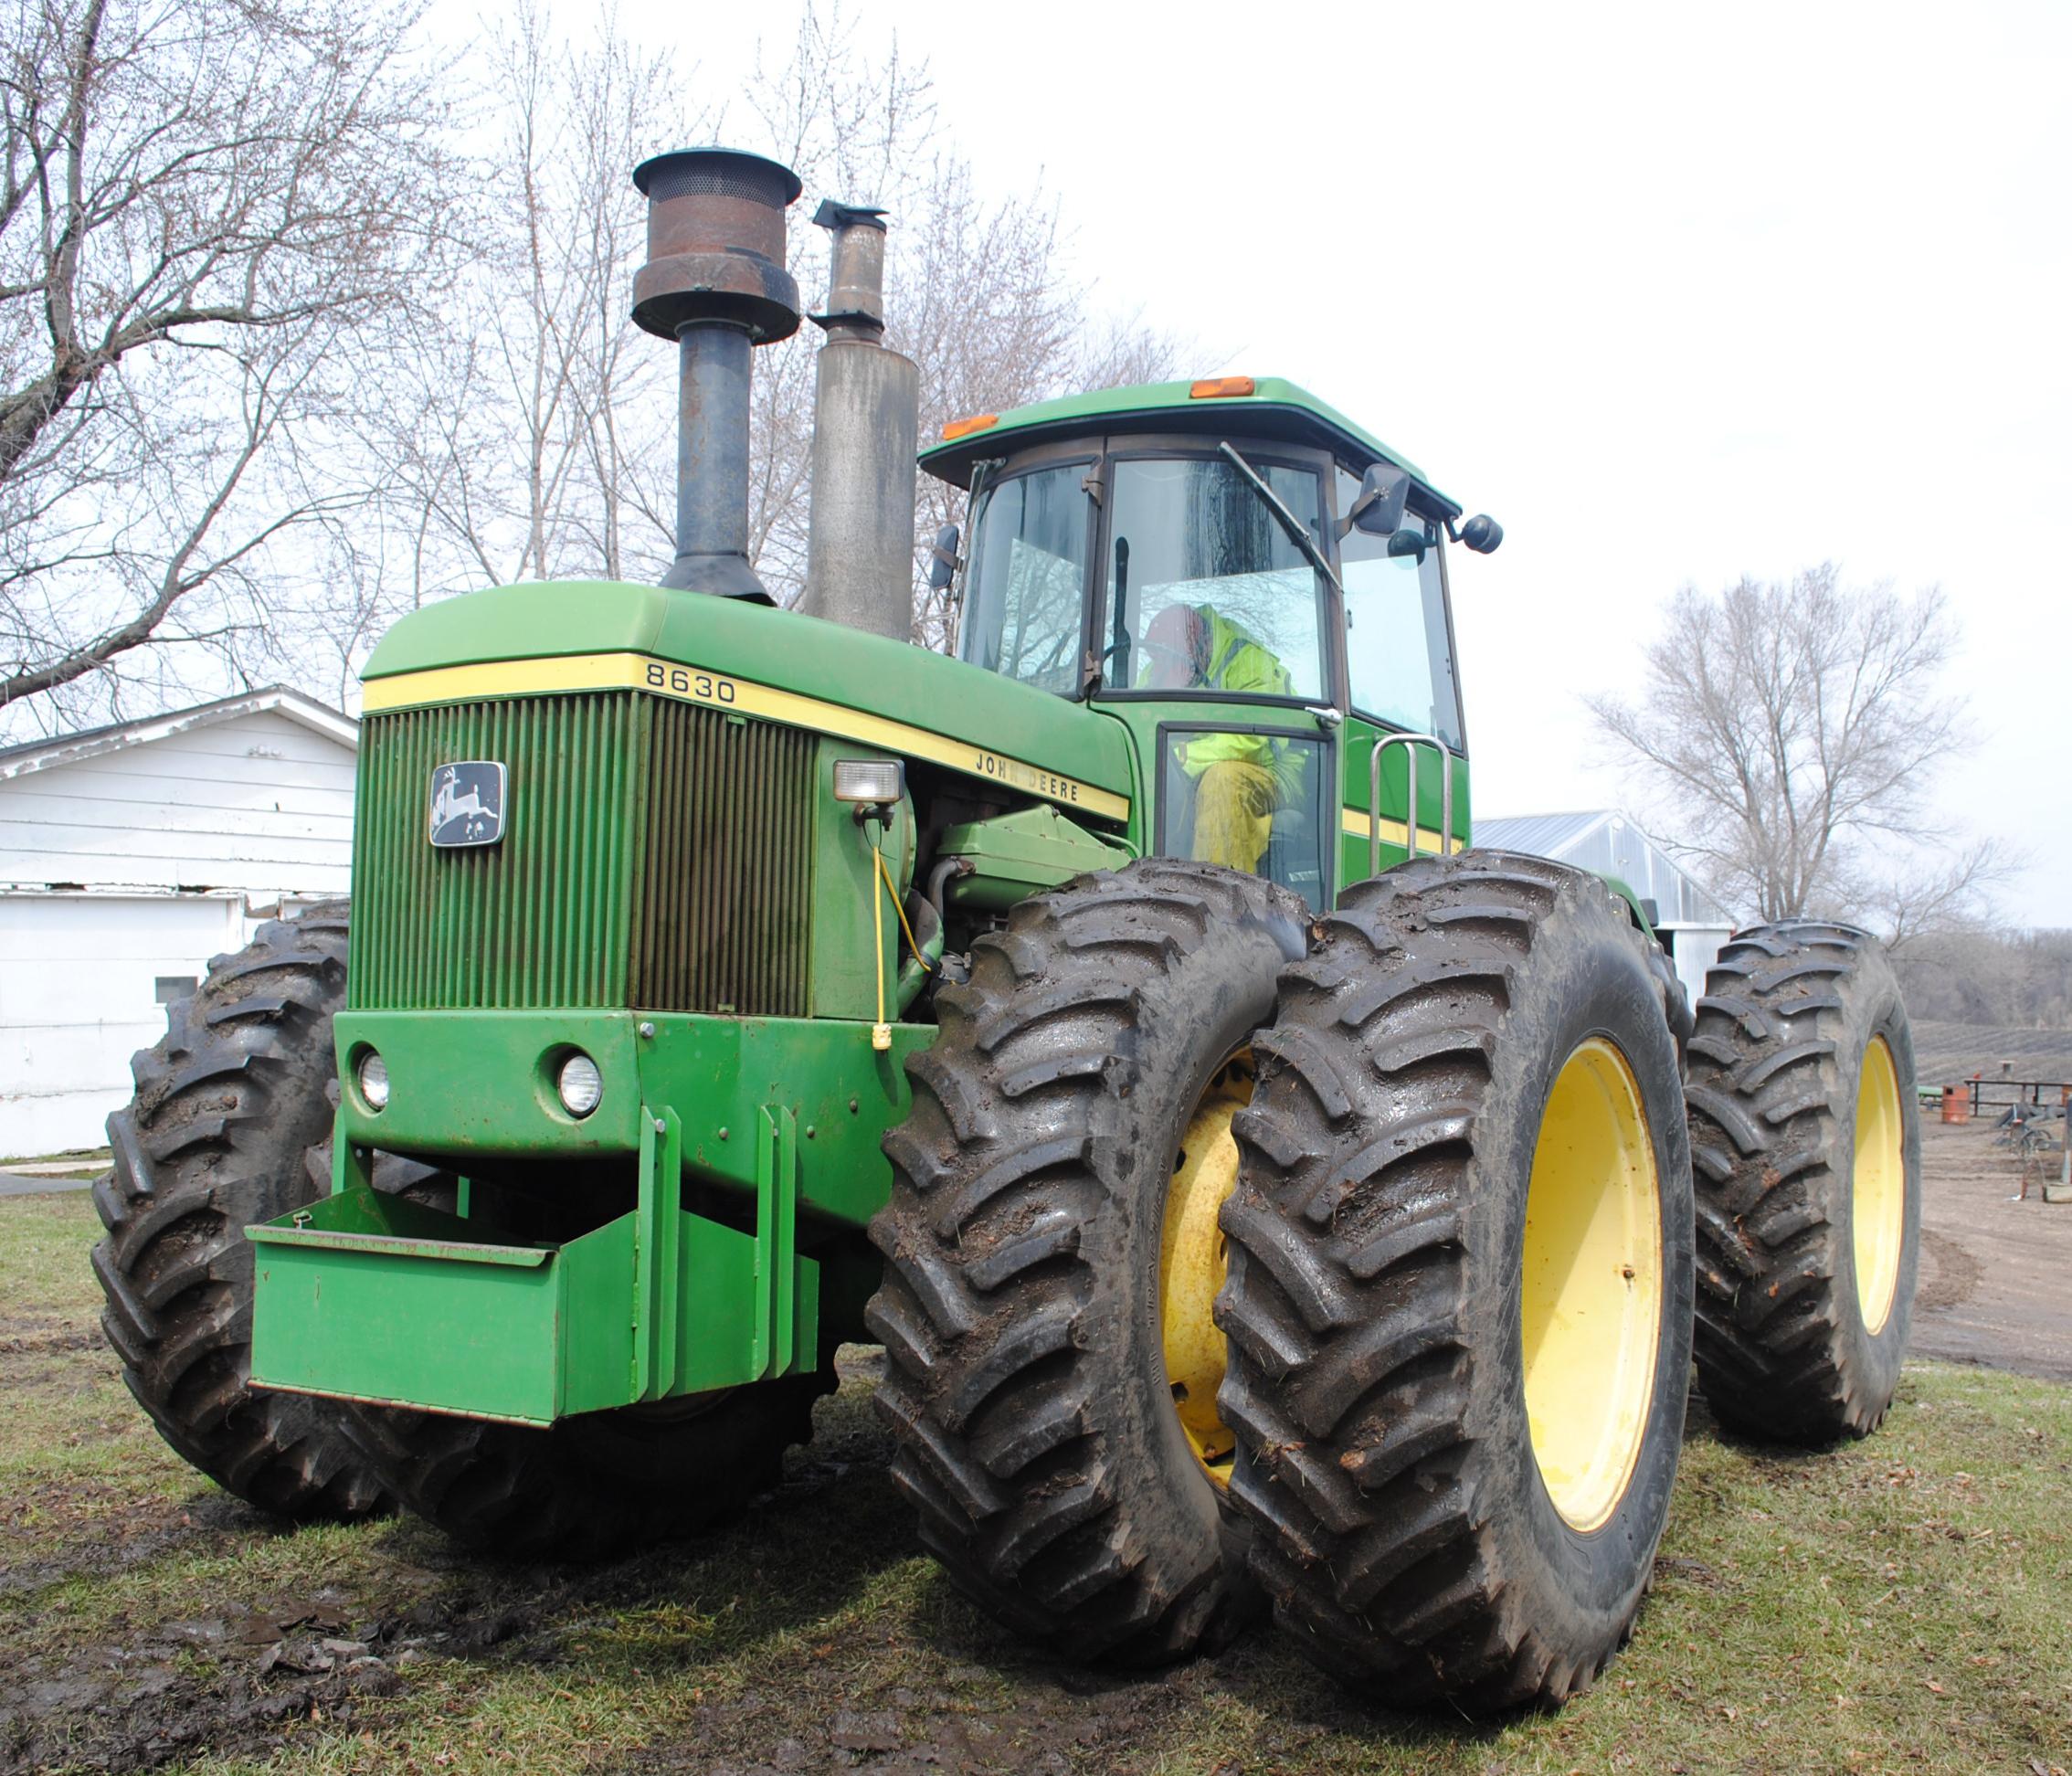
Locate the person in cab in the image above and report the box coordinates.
[1141,602,1301,874]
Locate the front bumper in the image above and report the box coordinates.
[247,1009,934,1424]
[331,1008,931,1227]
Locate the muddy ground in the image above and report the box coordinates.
[0,1131,2066,1776]
[1913,1117,2072,1381]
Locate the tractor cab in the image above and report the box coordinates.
[922,376,1487,910]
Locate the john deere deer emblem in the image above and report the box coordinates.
[428,761,507,848]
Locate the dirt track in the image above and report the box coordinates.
[1912,1117,2072,1381]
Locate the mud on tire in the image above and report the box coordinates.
[1216,851,1695,1710]
[1685,921,1921,1443]
[867,860,1307,1665]
[91,902,396,1520]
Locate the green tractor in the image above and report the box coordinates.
[92,150,1922,1710]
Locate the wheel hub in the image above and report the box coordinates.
[1160,1053,1253,1485]
[1520,1037,1664,1532]
[1853,1036,1906,1334]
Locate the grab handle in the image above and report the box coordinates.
[1367,732,1457,880]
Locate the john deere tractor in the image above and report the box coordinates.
[93,150,1921,1710]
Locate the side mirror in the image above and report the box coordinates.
[925,522,960,593]
[1386,527,1427,564]
[1459,513,1503,554]
[1344,461,1411,537]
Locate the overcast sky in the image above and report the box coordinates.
[604,0,2067,925]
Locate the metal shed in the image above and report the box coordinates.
[1475,809,1737,1009]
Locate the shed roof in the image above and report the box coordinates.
[1476,809,1735,928]
[1472,810,1616,861]
[0,686,355,783]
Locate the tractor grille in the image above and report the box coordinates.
[351,692,814,1016]
[633,697,816,1014]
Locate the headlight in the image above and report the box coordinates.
[356,1051,389,1112]
[832,758,904,805]
[556,1052,603,1117]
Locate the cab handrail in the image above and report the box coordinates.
[1368,731,1456,880]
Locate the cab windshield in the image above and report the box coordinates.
[1104,456,1327,702]
[956,452,1331,704]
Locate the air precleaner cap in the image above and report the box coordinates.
[631,147,804,599]
[631,148,803,343]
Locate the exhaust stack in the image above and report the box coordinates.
[631,149,802,599]
[799,201,921,641]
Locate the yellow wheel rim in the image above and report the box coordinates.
[1853,1037,1906,1335]
[1521,1038,1664,1533]
[1160,1052,1252,1487]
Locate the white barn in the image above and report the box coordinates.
[1475,809,1738,1010]
[0,688,357,1158]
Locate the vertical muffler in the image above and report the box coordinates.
[799,202,921,641]
[631,148,802,599]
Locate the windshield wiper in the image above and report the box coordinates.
[1217,440,1342,597]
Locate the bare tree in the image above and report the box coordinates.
[1891,925,2072,1030]
[1589,563,1991,925]
[1856,843,2021,955]
[375,3,698,607]
[366,1,1189,674]
[740,3,1189,645]
[0,0,451,732]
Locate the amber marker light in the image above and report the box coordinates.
[941,413,999,440]
[1189,376,1256,398]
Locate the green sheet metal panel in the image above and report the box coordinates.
[936,803,1136,912]
[333,1008,641,1155]
[332,1008,936,1232]
[807,740,911,1021]
[249,1190,819,1423]
[356,584,1134,828]
[916,375,1447,502]
[248,1187,601,1424]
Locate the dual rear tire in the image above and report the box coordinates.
[1684,922,1921,1442]
[1214,853,1696,1707]
[872,854,1921,1710]
[866,862,1308,1663]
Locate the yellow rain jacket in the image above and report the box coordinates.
[1148,606,1302,873]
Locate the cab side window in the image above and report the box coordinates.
[1336,468,1464,751]
[959,464,1091,696]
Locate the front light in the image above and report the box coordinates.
[556,1052,603,1117]
[357,1051,389,1112]
[832,758,904,805]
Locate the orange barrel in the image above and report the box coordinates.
[1940,1084,1968,1125]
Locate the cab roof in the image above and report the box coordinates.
[918,375,1457,514]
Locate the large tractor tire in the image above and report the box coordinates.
[342,1376,832,1561]
[1216,851,1695,1711]
[867,861,1308,1665]
[1684,921,1920,1443]
[92,903,396,1519]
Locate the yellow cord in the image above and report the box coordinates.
[874,846,933,972]
[870,830,891,1052]
[872,853,884,1014]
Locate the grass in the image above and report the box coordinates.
[2,1189,2067,1776]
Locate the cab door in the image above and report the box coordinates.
[1089,439,1340,910]
[1333,470,1471,897]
